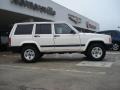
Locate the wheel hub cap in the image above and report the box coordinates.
[24,49,35,61]
[91,47,103,59]
[113,44,119,51]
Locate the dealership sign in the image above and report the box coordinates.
[68,14,81,24]
[86,22,96,30]
[11,0,56,16]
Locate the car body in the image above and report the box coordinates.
[97,30,120,51]
[9,22,112,62]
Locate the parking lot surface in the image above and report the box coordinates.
[0,51,120,90]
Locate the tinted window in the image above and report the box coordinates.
[55,24,74,34]
[97,31,111,35]
[105,32,112,36]
[14,24,33,35]
[36,24,51,34]
[74,26,82,32]
[110,31,117,37]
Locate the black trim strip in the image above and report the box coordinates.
[41,44,85,47]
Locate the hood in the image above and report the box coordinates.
[79,33,110,37]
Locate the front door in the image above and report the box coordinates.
[53,23,81,51]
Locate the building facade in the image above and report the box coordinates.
[0,0,99,50]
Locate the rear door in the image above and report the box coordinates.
[53,23,81,51]
[33,23,54,52]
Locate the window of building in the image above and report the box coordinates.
[54,24,74,34]
[35,24,51,34]
[14,24,33,35]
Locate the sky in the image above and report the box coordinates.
[52,0,120,30]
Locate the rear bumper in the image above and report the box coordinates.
[9,46,21,53]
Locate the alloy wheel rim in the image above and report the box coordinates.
[91,47,103,59]
[24,49,35,61]
[113,44,119,51]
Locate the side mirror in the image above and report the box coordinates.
[70,30,76,34]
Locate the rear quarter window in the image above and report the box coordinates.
[14,24,33,35]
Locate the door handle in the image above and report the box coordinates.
[34,35,40,37]
[54,35,60,37]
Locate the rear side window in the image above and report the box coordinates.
[14,24,33,35]
[35,24,51,34]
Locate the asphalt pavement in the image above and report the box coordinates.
[0,51,120,90]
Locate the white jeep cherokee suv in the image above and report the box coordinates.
[9,22,112,63]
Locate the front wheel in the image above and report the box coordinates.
[86,44,106,61]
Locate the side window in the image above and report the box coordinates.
[35,24,51,34]
[111,32,117,37]
[14,24,33,35]
[74,26,82,32]
[105,32,111,35]
[54,24,74,34]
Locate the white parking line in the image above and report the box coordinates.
[0,64,106,75]
[2,55,7,57]
[1,54,20,58]
[107,52,120,55]
[49,68,106,75]
[76,61,113,68]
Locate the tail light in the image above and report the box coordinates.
[9,37,11,47]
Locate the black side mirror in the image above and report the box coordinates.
[70,30,76,34]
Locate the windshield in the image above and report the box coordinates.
[74,26,95,33]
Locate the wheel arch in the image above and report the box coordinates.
[84,41,106,61]
[21,43,41,52]
[85,41,105,51]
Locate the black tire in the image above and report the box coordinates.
[21,46,42,63]
[86,44,106,61]
[112,43,120,51]
[83,52,87,57]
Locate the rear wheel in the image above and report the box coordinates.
[112,43,120,51]
[86,44,106,61]
[21,46,42,63]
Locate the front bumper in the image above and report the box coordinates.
[105,44,112,50]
